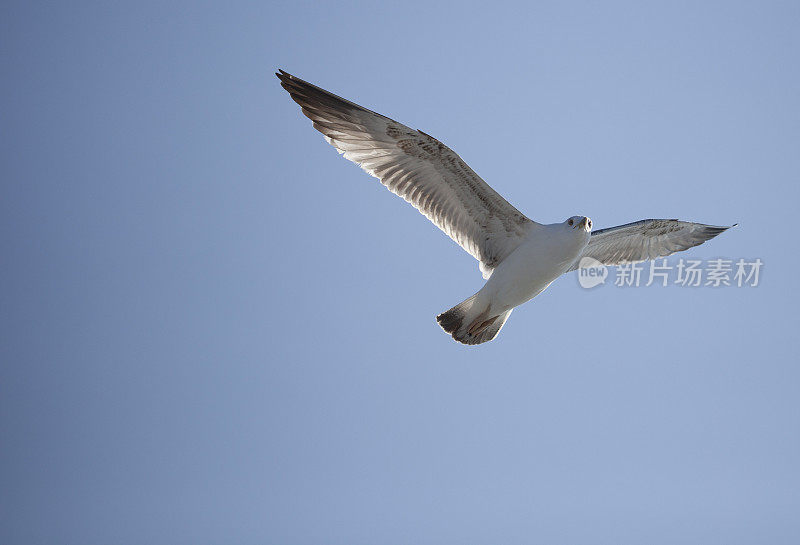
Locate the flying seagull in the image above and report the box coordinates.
[277,70,734,345]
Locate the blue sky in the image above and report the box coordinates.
[2,1,799,543]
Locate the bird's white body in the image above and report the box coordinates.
[435,216,592,344]
[478,220,591,315]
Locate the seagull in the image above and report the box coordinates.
[277,70,734,345]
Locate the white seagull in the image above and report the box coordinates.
[277,70,734,345]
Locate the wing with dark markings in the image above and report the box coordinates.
[277,69,538,278]
[569,219,735,271]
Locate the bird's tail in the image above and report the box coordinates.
[436,294,512,345]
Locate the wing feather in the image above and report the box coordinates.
[277,70,536,277]
[569,219,735,271]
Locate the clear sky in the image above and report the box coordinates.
[2,1,799,544]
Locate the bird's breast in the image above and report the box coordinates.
[482,228,587,310]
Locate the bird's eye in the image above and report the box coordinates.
[568,219,573,226]
[588,220,592,228]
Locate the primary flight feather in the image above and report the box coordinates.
[277,70,734,345]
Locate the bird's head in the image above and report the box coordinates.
[565,215,592,233]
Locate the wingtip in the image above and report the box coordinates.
[707,222,737,231]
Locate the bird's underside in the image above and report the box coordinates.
[277,69,735,345]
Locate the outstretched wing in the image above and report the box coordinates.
[277,70,537,278]
[569,219,735,270]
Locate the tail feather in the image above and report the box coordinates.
[436,294,478,337]
[466,309,512,345]
[436,295,512,345]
